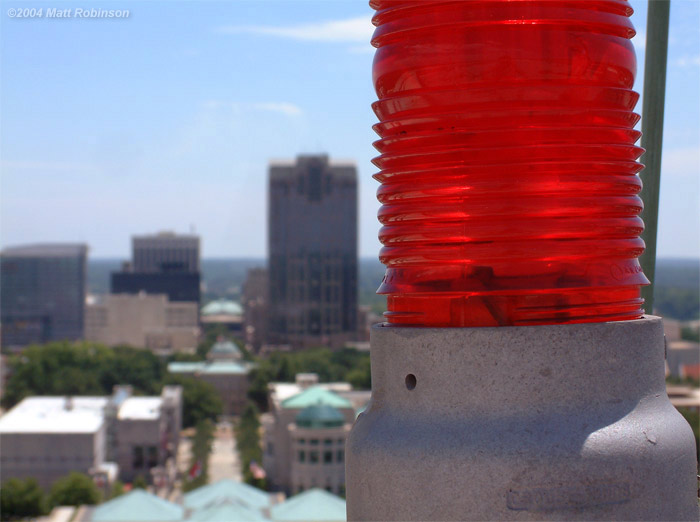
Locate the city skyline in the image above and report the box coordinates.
[1,0,699,259]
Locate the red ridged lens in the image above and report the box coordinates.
[371,0,648,326]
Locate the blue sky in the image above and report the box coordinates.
[1,0,698,259]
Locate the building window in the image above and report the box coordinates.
[298,450,306,463]
[132,446,144,469]
[147,446,158,468]
[337,450,344,463]
[267,442,274,455]
[324,438,333,445]
[310,451,319,464]
[324,451,333,464]
[310,439,319,445]
[298,438,305,445]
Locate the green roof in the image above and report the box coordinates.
[183,479,271,511]
[201,299,243,316]
[91,490,183,522]
[270,489,346,522]
[281,387,352,410]
[210,339,241,355]
[168,361,249,375]
[190,499,268,522]
[296,404,345,429]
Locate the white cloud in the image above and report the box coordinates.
[200,100,302,117]
[252,102,302,117]
[348,44,375,55]
[661,146,700,180]
[633,29,646,52]
[675,55,700,68]
[1,161,93,172]
[215,16,373,44]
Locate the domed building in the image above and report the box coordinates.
[288,403,350,496]
[200,299,243,334]
[206,338,242,362]
[262,376,363,496]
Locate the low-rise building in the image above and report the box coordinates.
[0,386,182,489]
[167,339,254,416]
[85,293,199,354]
[262,373,370,495]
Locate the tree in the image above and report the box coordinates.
[1,342,167,410]
[132,475,148,490]
[346,357,371,390]
[0,478,47,520]
[109,481,125,499]
[165,376,223,428]
[49,472,100,507]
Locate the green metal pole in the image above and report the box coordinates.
[639,0,670,314]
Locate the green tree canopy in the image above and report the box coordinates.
[0,478,47,520]
[132,475,148,490]
[165,375,223,428]
[49,472,100,507]
[1,342,165,410]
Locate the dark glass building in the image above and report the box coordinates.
[111,232,200,303]
[268,154,358,349]
[1,244,87,348]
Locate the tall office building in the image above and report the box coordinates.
[111,232,200,303]
[132,233,199,273]
[268,154,358,349]
[1,243,88,348]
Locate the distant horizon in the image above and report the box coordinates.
[86,255,700,262]
[1,0,698,259]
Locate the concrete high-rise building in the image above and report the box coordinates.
[1,243,87,349]
[268,155,358,349]
[111,232,200,303]
[85,293,199,354]
[242,268,268,354]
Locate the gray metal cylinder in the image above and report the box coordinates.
[346,316,698,521]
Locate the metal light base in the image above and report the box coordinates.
[346,316,698,521]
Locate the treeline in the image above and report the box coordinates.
[1,472,101,521]
[182,420,216,492]
[1,342,222,428]
[247,347,371,411]
[235,402,267,490]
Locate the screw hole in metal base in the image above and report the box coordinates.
[405,373,417,390]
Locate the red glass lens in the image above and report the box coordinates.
[371,0,648,326]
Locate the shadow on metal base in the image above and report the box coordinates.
[346,316,698,521]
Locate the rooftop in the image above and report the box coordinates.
[209,339,242,356]
[1,243,87,258]
[201,300,243,317]
[117,397,162,421]
[91,489,183,522]
[282,386,352,410]
[183,478,272,511]
[270,488,347,522]
[168,361,250,375]
[0,397,107,434]
[189,499,268,522]
[296,404,346,429]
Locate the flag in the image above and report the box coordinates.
[249,460,266,480]
[188,460,202,479]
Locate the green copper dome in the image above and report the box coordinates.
[296,404,345,429]
[201,299,243,316]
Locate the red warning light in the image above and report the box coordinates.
[371,0,648,326]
